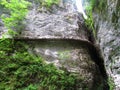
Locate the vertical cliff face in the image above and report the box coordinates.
[0,0,109,89]
[93,0,120,89]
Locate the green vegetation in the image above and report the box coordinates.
[0,0,84,90]
[58,51,70,60]
[84,0,108,38]
[42,0,59,8]
[37,0,60,10]
[90,0,108,20]
[84,0,96,38]
[93,0,107,13]
[0,0,31,37]
[85,11,96,38]
[0,0,109,89]
[0,39,84,90]
[108,77,115,90]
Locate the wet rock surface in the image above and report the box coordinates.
[93,0,120,89]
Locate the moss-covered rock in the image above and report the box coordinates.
[0,39,82,90]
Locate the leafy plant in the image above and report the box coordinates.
[43,0,59,8]
[96,0,107,13]
[85,10,96,38]
[0,0,87,89]
[37,0,60,10]
[84,0,96,38]
[0,0,31,36]
[108,77,115,90]
[0,39,84,90]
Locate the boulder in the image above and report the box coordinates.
[0,0,109,89]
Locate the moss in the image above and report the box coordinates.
[58,51,70,60]
[108,77,115,90]
[0,39,86,90]
[36,0,60,11]
[42,0,59,8]
[0,0,31,36]
[112,0,120,29]
[85,9,96,39]
[92,0,107,13]
[112,12,118,23]
[116,0,120,13]
[90,0,108,21]
[85,0,110,38]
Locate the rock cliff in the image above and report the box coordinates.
[0,0,109,89]
[93,0,120,89]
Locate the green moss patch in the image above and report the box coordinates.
[0,39,85,90]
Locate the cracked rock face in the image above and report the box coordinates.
[18,0,88,41]
[93,0,120,89]
[0,0,108,89]
[27,40,104,90]
[0,0,89,41]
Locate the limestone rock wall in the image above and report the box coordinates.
[0,0,109,89]
[93,0,120,89]
[26,39,104,89]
